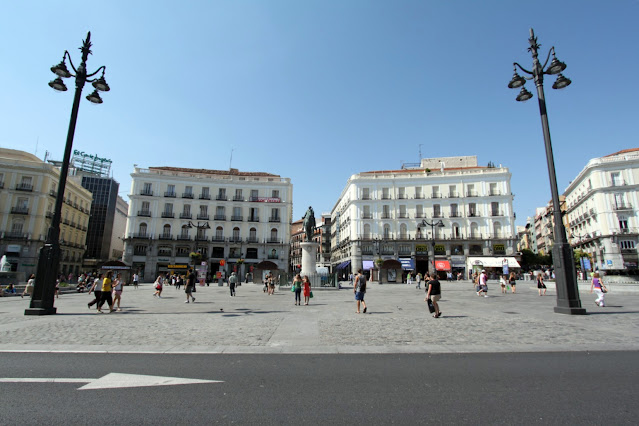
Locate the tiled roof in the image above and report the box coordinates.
[603,148,639,158]
[149,166,279,177]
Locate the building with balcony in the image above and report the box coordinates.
[564,148,639,271]
[0,148,92,279]
[330,155,518,281]
[123,166,292,280]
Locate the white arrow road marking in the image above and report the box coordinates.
[0,373,223,390]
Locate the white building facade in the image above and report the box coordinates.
[331,156,518,281]
[123,166,292,281]
[564,149,639,272]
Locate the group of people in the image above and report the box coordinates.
[406,272,424,289]
[87,271,124,313]
[291,274,312,305]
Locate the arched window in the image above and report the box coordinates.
[138,223,147,237]
[233,227,240,241]
[400,223,408,239]
[452,222,461,239]
[383,224,391,238]
[270,228,278,241]
[181,225,190,238]
[363,224,371,239]
[215,226,224,240]
[163,224,171,237]
[493,222,502,238]
[249,227,257,241]
[470,222,479,238]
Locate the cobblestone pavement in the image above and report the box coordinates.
[0,281,637,354]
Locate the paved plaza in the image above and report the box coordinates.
[1,280,638,354]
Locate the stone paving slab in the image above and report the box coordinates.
[0,281,637,354]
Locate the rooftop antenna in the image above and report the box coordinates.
[419,144,423,160]
[229,148,234,170]
[35,137,39,156]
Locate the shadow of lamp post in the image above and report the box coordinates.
[26,32,109,316]
[508,28,585,314]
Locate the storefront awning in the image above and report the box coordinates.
[399,258,415,270]
[362,260,374,270]
[467,257,521,268]
[435,260,451,271]
[337,260,351,270]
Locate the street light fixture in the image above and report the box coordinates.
[508,28,585,315]
[418,219,445,276]
[26,32,110,316]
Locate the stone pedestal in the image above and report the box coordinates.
[301,242,319,276]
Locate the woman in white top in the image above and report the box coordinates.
[112,273,124,311]
[21,274,35,298]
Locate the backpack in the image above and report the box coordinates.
[357,275,367,292]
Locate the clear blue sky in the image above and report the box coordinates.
[2,1,638,225]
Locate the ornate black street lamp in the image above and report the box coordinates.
[418,219,444,276]
[26,32,109,316]
[508,28,585,314]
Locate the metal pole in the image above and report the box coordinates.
[26,33,91,315]
[528,29,585,315]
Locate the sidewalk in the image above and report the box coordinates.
[0,280,637,354]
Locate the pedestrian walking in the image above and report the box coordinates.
[21,274,35,298]
[477,270,488,297]
[508,272,517,294]
[229,272,238,297]
[407,272,413,286]
[97,271,115,313]
[536,273,547,296]
[175,274,183,290]
[292,274,302,305]
[416,272,422,289]
[268,274,276,295]
[354,269,368,314]
[184,268,196,303]
[132,272,139,289]
[590,272,608,307]
[302,275,311,305]
[426,273,442,318]
[87,274,102,309]
[500,275,507,294]
[112,273,123,311]
[153,273,164,298]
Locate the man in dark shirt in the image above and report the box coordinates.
[426,273,442,318]
[185,268,196,303]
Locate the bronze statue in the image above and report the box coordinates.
[302,206,316,241]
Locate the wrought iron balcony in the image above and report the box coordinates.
[213,215,225,221]
[199,193,211,200]
[138,210,151,217]
[198,214,210,220]
[180,213,192,219]
[15,183,33,191]
[269,217,281,222]
[231,216,243,221]
[140,189,153,196]
[161,212,175,218]
[159,233,173,240]
[182,192,194,199]
[177,235,191,241]
[10,206,29,215]
[248,216,260,222]
[164,191,176,198]
[216,195,228,201]
[233,196,244,201]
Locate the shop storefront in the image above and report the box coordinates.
[467,257,521,279]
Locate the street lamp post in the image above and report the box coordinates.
[508,28,585,314]
[26,32,109,316]
[187,220,210,268]
[418,219,444,276]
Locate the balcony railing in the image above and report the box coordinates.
[360,196,371,200]
[362,213,373,219]
[246,237,259,243]
[199,193,211,200]
[231,216,243,221]
[140,189,153,196]
[381,195,392,200]
[164,191,176,198]
[161,212,175,218]
[397,194,407,199]
[133,249,147,256]
[614,204,633,211]
[216,195,228,201]
[49,190,57,197]
[180,213,192,219]
[15,183,33,191]
[269,217,281,222]
[468,212,480,217]
[266,238,281,244]
[177,235,191,240]
[449,212,461,218]
[448,192,459,198]
[415,212,425,218]
[432,213,443,218]
[159,233,173,240]
[46,211,54,218]
[228,236,242,243]
[398,213,409,219]
[197,214,210,220]
[131,233,149,239]
[138,210,151,217]
[466,191,478,197]
[213,215,225,221]
[414,194,425,199]
[10,206,29,215]
[431,193,441,199]
[3,231,27,239]
[211,236,226,242]
[182,192,194,199]
[381,213,392,219]
[195,236,208,241]
[248,216,260,222]
[233,196,244,201]
[490,210,503,217]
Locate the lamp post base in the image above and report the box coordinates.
[25,307,57,316]
[553,306,587,315]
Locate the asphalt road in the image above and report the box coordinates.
[2,351,637,425]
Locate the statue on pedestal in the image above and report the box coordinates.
[302,206,316,241]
